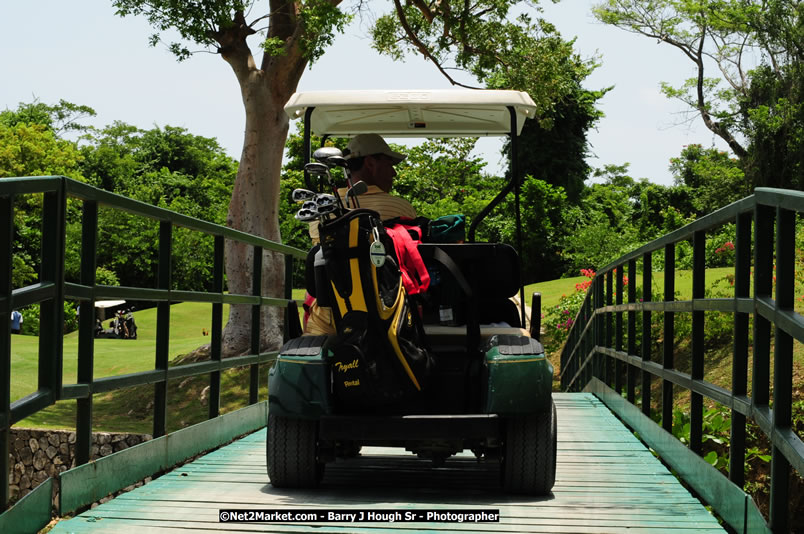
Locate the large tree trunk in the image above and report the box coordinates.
[218,22,310,357]
[222,77,288,356]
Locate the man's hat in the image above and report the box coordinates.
[344,134,406,164]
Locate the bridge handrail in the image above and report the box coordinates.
[1,176,306,513]
[560,187,803,534]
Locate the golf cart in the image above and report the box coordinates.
[267,90,556,494]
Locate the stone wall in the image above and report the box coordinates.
[8,428,152,505]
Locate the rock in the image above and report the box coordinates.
[33,470,48,485]
[19,475,30,490]
[45,463,57,478]
[53,456,63,466]
[48,433,60,447]
[45,445,58,460]
[19,447,32,464]
[59,443,69,456]
[97,433,111,445]
[28,438,39,453]
[32,450,47,471]
[38,437,48,451]
[13,439,25,451]
[68,432,76,444]
[99,444,113,457]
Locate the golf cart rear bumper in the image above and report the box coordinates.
[319,414,500,441]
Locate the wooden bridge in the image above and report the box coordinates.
[1,178,801,533]
[49,394,725,533]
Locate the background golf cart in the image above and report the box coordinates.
[94,300,138,339]
[268,90,556,494]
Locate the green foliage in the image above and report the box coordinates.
[542,287,588,354]
[19,301,78,336]
[4,99,236,293]
[0,98,96,135]
[113,0,248,59]
[669,145,748,216]
[79,123,237,291]
[113,0,351,65]
[594,0,804,191]
[671,406,733,470]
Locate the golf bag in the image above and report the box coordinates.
[314,208,433,411]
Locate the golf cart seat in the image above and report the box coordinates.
[417,243,528,344]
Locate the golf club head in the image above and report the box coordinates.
[304,162,329,175]
[292,188,316,203]
[317,203,338,216]
[316,194,338,208]
[295,207,319,221]
[301,200,318,212]
[313,147,346,168]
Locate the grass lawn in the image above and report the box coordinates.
[12,289,307,433]
[524,267,736,316]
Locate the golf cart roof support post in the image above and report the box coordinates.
[303,106,315,190]
[509,106,526,328]
[467,106,521,245]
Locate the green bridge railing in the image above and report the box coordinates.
[560,188,804,534]
[0,176,306,525]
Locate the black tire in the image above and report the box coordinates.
[502,399,557,495]
[266,414,323,488]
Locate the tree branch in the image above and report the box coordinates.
[694,25,747,159]
[392,0,482,89]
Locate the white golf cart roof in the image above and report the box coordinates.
[284,90,537,137]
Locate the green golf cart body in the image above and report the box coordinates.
[267,90,556,494]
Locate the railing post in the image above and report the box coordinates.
[39,187,66,401]
[690,230,706,456]
[209,235,224,420]
[729,211,751,487]
[752,205,773,410]
[250,246,263,405]
[662,243,675,433]
[627,258,636,403]
[769,206,794,533]
[76,200,98,465]
[641,252,652,417]
[0,194,13,511]
[605,271,613,387]
[615,265,624,395]
[595,278,604,383]
[154,220,172,438]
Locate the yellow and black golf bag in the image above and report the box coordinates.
[313,208,433,411]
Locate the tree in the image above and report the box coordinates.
[669,144,747,215]
[0,107,88,288]
[113,0,607,355]
[78,123,238,290]
[594,0,803,190]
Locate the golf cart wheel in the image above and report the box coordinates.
[502,399,557,495]
[266,414,324,488]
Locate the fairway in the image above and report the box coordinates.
[11,290,307,432]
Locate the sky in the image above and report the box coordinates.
[0,0,730,186]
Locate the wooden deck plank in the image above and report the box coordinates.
[51,393,726,533]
